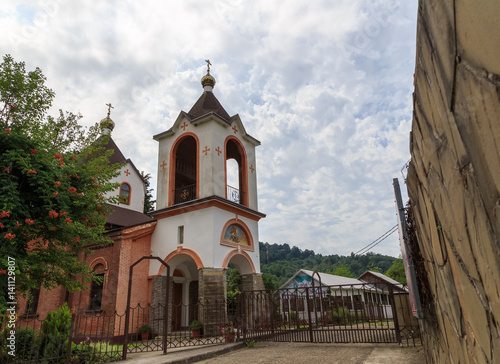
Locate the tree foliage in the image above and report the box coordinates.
[260,242,400,288]
[0,55,122,310]
[140,171,156,213]
[385,258,407,284]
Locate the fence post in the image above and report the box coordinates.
[389,287,402,344]
[305,288,314,343]
[65,313,76,363]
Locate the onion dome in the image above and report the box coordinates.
[201,59,216,91]
[201,72,216,90]
[100,116,115,134]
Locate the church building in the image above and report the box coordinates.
[17,63,266,331]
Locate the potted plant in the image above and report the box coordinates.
[221,323,236,342]
[189,320,203,339]
[138,324,152,341]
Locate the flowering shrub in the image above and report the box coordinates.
[0,54,123,310]
[221,324,235,335]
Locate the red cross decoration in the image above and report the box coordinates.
[124,169,131,176]
[202,146,211,155]
[160,161,167,170]
[181,121,189,131]
[249,165,255,173]
[215,146,222,156]
[232,126,238,134]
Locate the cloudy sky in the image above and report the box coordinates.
[2,1,417,258]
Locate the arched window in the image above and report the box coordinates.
[89,263,105,311]
[119,182,131,205]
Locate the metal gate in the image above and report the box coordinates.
[237,282,420,346]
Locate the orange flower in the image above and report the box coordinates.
[15,221,21,227]
[53,192,59,197]
[0,223,4,229]
[60,211,67,216]
[48,210,58,218]
[25,219,35,225]
[65,218,72,224]
[0,211,10,218]
[54,153,63,160]
[4,233,15,240]
[4,128,11,134]
[27,169,37,174]
[54,181,61,187]
[68,187,77,193]
[59,160,65,166]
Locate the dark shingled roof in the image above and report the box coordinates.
[105,203,153,228]
[101,137,127,164]
[187,91,231,122]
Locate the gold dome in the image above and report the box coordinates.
[100,116,115,132]
[201,72,216,88]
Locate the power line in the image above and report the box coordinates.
[354,224,398,255]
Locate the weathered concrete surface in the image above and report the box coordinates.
[116,342,425,364]
[407,0,500,363]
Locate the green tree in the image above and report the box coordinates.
[226,267,241,299]
[0,55,121,311]
[385,258,407,284]
[367,262,382,273]
[330,264,356,278]
[140,171,156,213]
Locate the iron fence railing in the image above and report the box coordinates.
[0,283,420,363]
[238,283,421,346]
[173,184,196,204]
[226,185,240,203]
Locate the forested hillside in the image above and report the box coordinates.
[259,242,405,289]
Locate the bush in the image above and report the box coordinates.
[39,303,72,362]
[15,326,39,361]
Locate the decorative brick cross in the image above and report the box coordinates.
[215,146,222,156]
[249,165,255,173]
[124,169,131,176]
[232,126,238,134]
[160,161,167,170]
[181,122,189,131]
[202,146,210,155]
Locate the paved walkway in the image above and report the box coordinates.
[114,341,425,364]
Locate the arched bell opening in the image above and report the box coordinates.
[170,134,198,205]
[225,137,248,206]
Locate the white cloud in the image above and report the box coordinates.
[1,0,418,258]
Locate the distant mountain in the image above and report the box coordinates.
[258,242,402,289]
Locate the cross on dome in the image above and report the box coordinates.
[201,59,216,91]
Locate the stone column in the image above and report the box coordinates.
[241,273,265,292]
[240,273,267,330]
[150,275,172,335]
[198,268,226,335]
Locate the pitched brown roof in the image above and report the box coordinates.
[105,204,153,228]
[187,91,231,122]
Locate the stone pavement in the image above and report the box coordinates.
[114,341,425,364]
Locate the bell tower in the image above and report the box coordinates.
[149,62,265,329]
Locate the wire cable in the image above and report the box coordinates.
[354,224,398,255]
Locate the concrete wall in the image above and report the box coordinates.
[407,1,500,363]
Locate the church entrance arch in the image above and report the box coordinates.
[161,250,202,330]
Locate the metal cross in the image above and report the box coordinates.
[205,59,212,73]
[106,103,114,118]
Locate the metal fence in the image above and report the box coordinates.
[238,283,421,347]
[1,283,420,363]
